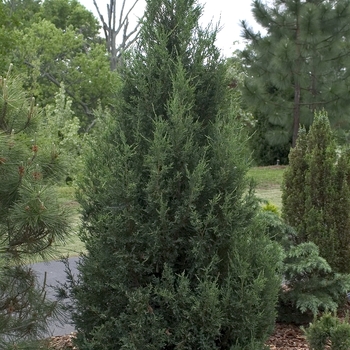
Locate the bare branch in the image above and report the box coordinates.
[93,0,143,70]
[119,0,127,28]
[93,0,109,43]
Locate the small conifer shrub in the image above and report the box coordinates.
[304,313,350,350]
[259,212,350,324]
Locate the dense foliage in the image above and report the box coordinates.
[305,313,350,350]
[260,211,350,325]
[0,0,118,128]
[282,111,350,273]
[70,0,284,349]
[241,0,350,158]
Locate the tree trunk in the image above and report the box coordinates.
[292,4,301,148]
[292,82,301,148]
[93,0,141,70]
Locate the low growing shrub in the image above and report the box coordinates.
[304,313,350,350]
[260,211,350,325]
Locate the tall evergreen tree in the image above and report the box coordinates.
[282,110,350,273]
[0,66,73,347]
[71,0,283,349]
[241,0,350,148]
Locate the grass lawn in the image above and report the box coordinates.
[248,165,286,210]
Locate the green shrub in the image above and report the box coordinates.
[259,212,350,325]
[282,110,350,273]
[278,242,350,324]
[262,201,280,216]
[305,313,350,350]
[249,114,291,166]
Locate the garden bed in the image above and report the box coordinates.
[46,324,309,350]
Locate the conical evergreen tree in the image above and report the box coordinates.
[282,126,308,242]
[0,65,72,348]
[282,110,350,272]
[72,1,283,349]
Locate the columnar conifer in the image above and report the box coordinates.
[282,110,350,272]
[72,1,283,349]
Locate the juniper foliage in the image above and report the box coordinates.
[71,1,284,349]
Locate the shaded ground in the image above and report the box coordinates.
[46,324,310,350]
[266,323,308,349]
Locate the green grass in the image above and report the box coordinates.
[248,165,286,210]
[52,186,85,260]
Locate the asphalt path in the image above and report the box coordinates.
[30,257,79,337]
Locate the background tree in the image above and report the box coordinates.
[3,0,42,29]
[0,0,119,128]
[0,1,22,73]
[282,110,350,273]
[18,19,119,126]
[240,0,350,152]
[69,0,284,349]
[39,0,100,41]
[0,66,73,347]
[93,0,142,70]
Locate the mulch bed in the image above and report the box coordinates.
[46,323,310,350]
[266,323,309,349]
[46,333,77,349]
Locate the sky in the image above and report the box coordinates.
[79,0,261,57]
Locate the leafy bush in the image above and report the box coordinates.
[249,115,291,166]
[262,201,280,216]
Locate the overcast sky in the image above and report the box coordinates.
[79,0,261,57]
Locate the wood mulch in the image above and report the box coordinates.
[266,323,309,349]
[45,323,310,349]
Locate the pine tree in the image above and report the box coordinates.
[241,0,350,148]
[282,110,350,273]
[70,0,284,349]
[0,65,72,348]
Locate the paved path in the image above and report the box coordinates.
[30,257,79,337]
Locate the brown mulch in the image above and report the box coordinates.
[47,333,78,350]
[46,323,310,350]
[266,323,309,349]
